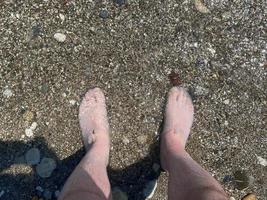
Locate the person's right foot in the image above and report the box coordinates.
[160,87,194,170]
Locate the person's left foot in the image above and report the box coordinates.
[79,88,110,165]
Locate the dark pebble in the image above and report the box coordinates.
[114,0,126,6]
[99,10,109,19]
[223,175,233,183]
[43,190,52,200]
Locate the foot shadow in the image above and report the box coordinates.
[0,126,163,200]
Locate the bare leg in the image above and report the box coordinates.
[59,88,111,200]
[161,87,228,200]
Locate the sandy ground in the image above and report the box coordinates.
[0,0,266,199]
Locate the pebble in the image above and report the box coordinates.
[3,89,13,98]
[36,186,44,193]
[54,33,66,42]
[256,155,267,166]
[114,0,126,6]
[99,10,109,19]
[229,197,236,200]
[25,148,41,165]
[223,175,232,183]
[241,193,256,200]
[223,99,230,105]
[0,190,4,198]
[36,158,56,178]
[25,128,34,137]
[54,190,60,198]
[43,190,52,200]
[137,135,148,145]
[23,110,34,122]
[233,170,249,190]
[143,180,157,199]
[122,137,130,145]
[69,100,76,106]
[25,122,38,137]
[112,187,128,200]
[194,0,210,13]
[30,122,38,130]
[59,13,65,21]
[194,86,209,96]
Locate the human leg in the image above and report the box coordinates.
[161,87,228,200]
[59,88,111,200]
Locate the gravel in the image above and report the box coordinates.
[0,0,266,199]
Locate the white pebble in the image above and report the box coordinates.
[59,13,65,21]
[54,33,66,42]
[0,190,4,198]
[69,100,76,105]
[30,122,38,130]
[223,99,230,105]
[256,155,267,166]
[3,89,13,98]
[229,197,235,200]
[25,128,33,137]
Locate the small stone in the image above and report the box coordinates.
[36,158,56,178]
[194,0,210,13]
[59,13,65,21]
[99,10,109,19]
[229,197,235,200]
[30,122,38,130]
[25,148,41,165]
[41,84,49,93]
[112,187,128,200]
[25,128,34,137]
[43,190,52,200]
[23,111,34,122]
[54,33,66,42]
[222,11,231,20]
[3,89,13,98]
[241,193,256,200]
[69,100,76,105]
[223,175,232,183]
[256,155,267,166]
[143,180,157,199]
[122,137,130,145]
[54,190,60,198]
[0,190,5,198]
[32,24,42,38]
[137,135,148,145]
[36,186,44,192]
[233,170,249,190]
[114,0,126,6]
[223,99,230,105]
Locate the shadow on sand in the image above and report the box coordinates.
[0,132,162,200]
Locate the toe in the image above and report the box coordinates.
[168,87,181,101]
[84,87,105,103]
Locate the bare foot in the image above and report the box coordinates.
[79,88,110,165]
[161,87,194,170]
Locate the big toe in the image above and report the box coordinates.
[84,87,105,103]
